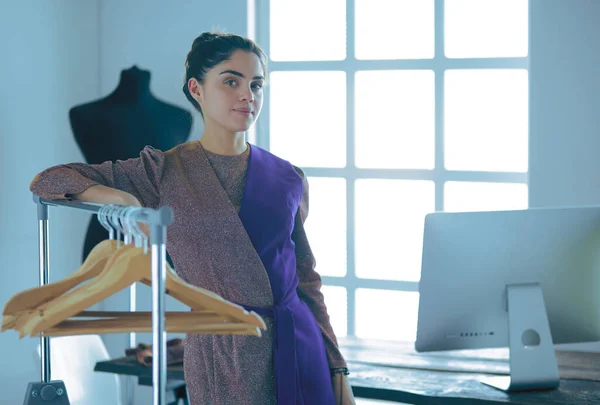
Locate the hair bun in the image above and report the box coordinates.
[192,32,219,49]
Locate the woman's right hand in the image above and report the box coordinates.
[71,184,141,207]
[72,185,148,236]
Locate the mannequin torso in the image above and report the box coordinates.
[70,66,192,262]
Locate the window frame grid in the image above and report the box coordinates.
[254,0,529,339]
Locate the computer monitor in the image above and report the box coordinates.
[415,205,600,392]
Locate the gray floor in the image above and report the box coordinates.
[356,399,410,405]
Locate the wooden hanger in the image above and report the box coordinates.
[41,311,263,337]
[3,204,128,331]
[2,240,133,337]
[16,245,266,338]
[1,239,121,331]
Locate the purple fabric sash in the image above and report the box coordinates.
[238,145,335,405]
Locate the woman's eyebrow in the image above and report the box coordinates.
[219,69,264,80]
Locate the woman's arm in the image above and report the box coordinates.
[292,168,356,404]
[30,145,164,209]
[292,167,348,370]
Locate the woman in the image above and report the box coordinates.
[30,32,356,405]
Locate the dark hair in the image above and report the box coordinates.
[182,32,268,116]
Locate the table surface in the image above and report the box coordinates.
[95,338,600,405]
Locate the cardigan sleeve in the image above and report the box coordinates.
[29,145,164,209]
[292,167,348,371]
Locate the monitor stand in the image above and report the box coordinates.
[480,283,560,392]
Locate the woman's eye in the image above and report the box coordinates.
[252,82,263,90]
[225,79,237,86]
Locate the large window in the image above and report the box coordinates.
[255,0,529,341]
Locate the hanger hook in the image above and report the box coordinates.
[98,204,115,240]
[97,204,105,232]
[106,205,116,240]
[123,206,137,246]
[123,206,134,245]
[117,205,127,239]
[108,204,124,247]
[126,206,148,252]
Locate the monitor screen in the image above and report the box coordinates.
[416,205,600,353]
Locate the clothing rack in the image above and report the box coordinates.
[29,194,173,405]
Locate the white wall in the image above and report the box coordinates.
[529,0,600,207]
[0,2,100,404]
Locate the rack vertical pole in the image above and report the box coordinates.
[30,197,173,404]
[37,200,51,383]
[151,222,167,405]
[126,284,136,405]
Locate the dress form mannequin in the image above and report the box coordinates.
[70,65,192,263]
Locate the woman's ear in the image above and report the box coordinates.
[188,78,204,106]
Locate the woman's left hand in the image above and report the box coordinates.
[331,373,356,405]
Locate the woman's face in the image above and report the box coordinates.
[190,50,265,133]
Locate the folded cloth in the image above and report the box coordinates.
[125,338,184,366]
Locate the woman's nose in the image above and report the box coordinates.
[239,87,254,102]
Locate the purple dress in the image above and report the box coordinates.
[238,145,335,404]
[29,141,347,404]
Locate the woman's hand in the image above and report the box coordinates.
[71,184,140,207]
[72,185,148,236]
[331,373,356,405]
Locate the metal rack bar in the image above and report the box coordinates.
[33,196,173,227]
[37,201,51,384]
[32,195,174,405]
